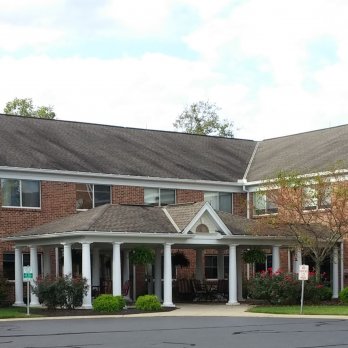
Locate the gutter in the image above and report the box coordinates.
[0,166,246,192]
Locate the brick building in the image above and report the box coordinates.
[0,114,347,307]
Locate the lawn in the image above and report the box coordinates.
[0,307,43,319]
[248,305,348,315]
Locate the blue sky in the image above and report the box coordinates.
[0,0,347,140]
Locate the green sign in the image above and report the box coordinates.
[23,266,33,281]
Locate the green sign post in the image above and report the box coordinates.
[23,266,33,316]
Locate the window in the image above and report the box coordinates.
[204,192,232,212]
[204,255,230,279]
[3,253,42,280]
[255,254,272,272]
[144,188,176,206]
[253,192,278,215]
[303,187,331,211]
[205,255,217,279]
[76,184,111,209]
[1,179,40,208]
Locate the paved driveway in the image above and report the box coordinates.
[1,315,348,348]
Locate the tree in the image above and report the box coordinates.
[258,167,348,281]
[3,98,56,119]
[173,101,234,137]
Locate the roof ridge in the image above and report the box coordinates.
[86,204,111,230]
[263,123,348,141]
[0,113,255,142]
[242,141,260,181]
[162,207,181,232]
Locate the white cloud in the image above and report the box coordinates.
[0,55,228,132]
[0,24,64,52]
[100,0,174,36]
[0,0,347,141]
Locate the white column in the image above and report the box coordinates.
[287,249,291,272]
[195,249,204,281]
[55,247,59,277]
[163,243,174,307]
[43,248,51,276]
[332,246,339,299]
[30,246,40,306]
[82,242,92,309]
[217,249,225,280]
[341,242,344,292]
[155,247,162,301]
[272,245,280,273]
[236,247,243,301]
[112,242,122,296]
[14,247,24,306]
[62,243,72,276]
[92,247,100,287]
[293,247,302,273]
[227,244,239,305]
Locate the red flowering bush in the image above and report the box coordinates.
[247,270,331,305]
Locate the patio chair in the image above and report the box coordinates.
[191,279,207,302]
[216,279,228,300]
[176,279,193,301]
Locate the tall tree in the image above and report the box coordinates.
[173,101,234,137]
[257,168,348,281]
[4,98,56,119]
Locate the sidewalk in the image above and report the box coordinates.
[3,303,348,321]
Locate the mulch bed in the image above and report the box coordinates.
[28,307,176,317]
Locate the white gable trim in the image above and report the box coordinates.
[182,202,232,236]
[162,208,181,233]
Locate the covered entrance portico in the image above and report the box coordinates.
[9,202,340,308]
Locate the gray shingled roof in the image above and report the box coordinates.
[16,204,178,236]
[164,202,205,231]
[0,114,256,182]
[13,203,286,238]
[247,124,348,181]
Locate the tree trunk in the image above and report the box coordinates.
[315,261,321,283]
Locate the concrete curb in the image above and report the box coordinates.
[2,304,348,321]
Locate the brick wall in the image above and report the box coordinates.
[176,189,204,204]
[112,186,144,205]
[233,193,247,217]
[0,181,76,273]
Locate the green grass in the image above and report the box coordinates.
[248,305,348,315]
[0,307,43,319]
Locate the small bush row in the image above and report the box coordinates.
[92,294,161,312]
[93,295,126,312]
[135,295,161,311]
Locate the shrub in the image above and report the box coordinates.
[135,295,161,311]
[247,270,331,305]
[33,275,88,310]
[93,295,125,312]
[304,277,332,304]
[0,275,9,305]
[339,287,348,304]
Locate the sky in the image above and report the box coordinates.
[0,0,347,140]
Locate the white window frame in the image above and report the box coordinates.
[303,186,331,211]
[1,179,41,209]
[204,192,233,213]
[253,192,277,216]
[144,188,176,206]
[76,184,111,210]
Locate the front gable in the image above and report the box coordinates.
[182,203,232,236]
